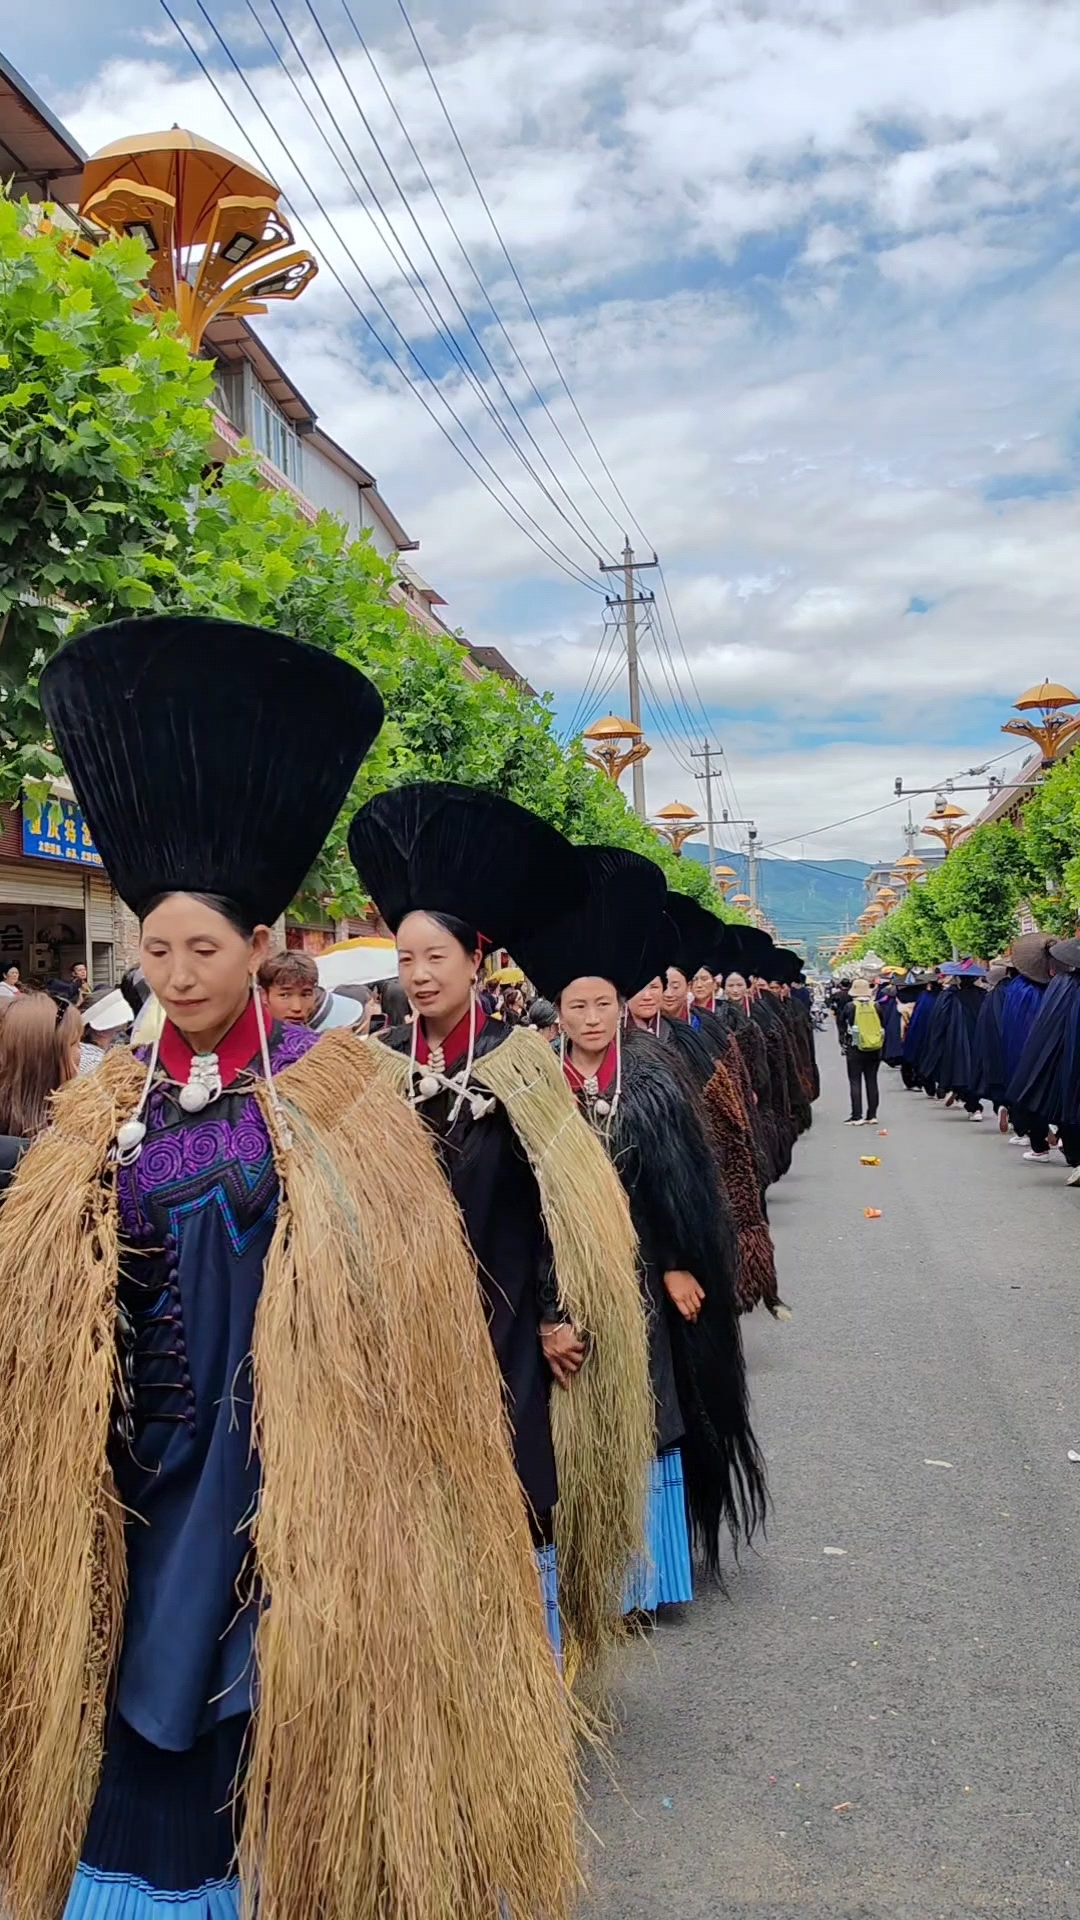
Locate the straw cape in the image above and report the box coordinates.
[370,1025,654,1667]
[0,1031,580,1920]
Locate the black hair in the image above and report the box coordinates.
[417,909,482,956]
[378,978,412,1027]
[139,891,256,938]
[527,998,558,1030]
[119,965,149,1020]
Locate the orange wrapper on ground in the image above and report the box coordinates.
[860,1156,881,1166]
[864,1207,882,1219]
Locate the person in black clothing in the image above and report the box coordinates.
[839,978,883,1125]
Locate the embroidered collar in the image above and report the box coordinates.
[416,1004,487,1072]
[159,994,266,1089]
[562,1040,618,1098]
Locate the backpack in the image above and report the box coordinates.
[854,1001,883,1051]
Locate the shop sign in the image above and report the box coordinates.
[21,792,103,868]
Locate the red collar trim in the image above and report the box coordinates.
[159,993,265,1087]
[692,994,716,1014]
[416,1003,486,1071]
[562,1040,618,1097]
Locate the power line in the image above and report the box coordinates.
[565,610,624,738]
[160,0,607,596]
[394,0,654,553]
[337,0,630,555]
[255,0,618,566]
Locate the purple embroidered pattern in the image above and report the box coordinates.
[119,1022,319,1244]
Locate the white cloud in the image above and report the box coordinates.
[15,0,1080,859]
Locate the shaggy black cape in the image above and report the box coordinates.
[39,617,385,925]
[348,782,585,951]
[516,846,669,1000]
[610,1030,767,1564]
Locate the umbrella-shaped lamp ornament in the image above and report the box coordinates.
[1001,681,1080,767]
[78,130,318,350]
[922,800,968,854]
[652,800,704,856]
[581,713,650,784]
[713,863,738,898]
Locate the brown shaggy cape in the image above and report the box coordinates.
[0,1032,580,1920]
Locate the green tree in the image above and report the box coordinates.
[0,197,732,923]
[930,821,1034,959]
[1018,753,1080,934]
[0,199,213,794]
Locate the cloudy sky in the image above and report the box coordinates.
[10,0,1080,870]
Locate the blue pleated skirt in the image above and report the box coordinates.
[623,1447,694,1613]
[62,1717,245,1920]
[64,1864,239,1918]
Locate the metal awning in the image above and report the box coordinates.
[0,51,85,204]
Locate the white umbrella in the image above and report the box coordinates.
[317,943,398,991]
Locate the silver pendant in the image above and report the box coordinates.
[417,1072,441,1099]
[179,1079,211,1113]
[594,1098,611,1117]
[115,1117,147,1163]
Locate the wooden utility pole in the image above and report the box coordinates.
[600,539,658,818]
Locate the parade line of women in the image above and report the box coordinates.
[0,616,817,1920]
[842,937,1080,1185]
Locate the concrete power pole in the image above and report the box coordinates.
[600,539,658,819]
[747,824,759,917]
[691,739,720,892]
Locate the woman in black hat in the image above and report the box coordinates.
[0,621,579,1920]
[349,784,653,1667]
[517,848,767,1599]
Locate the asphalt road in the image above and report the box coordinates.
[583,1038,1080,1920]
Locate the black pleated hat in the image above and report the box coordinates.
[347,782,586,954]
[516,846,670,1000]
[772,947,806,986]
[38,616,384,925]
[715,925,776,980]
[662,891,734,976]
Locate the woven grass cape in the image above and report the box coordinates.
[371,1026,653,1666]
[0,1033,579,1920]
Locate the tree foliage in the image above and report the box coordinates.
[839,822,1036,969]
[0,199,213,793]
[0,197,720,920]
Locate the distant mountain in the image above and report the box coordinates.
[684,844,871,955]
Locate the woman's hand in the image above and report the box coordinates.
[663,1269,705,1322]
[540,1320,587,1388]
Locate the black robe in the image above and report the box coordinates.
[384,1021,558,1531]
[604,1031,767,1567]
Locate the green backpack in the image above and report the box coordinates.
[854,1001,884,1051]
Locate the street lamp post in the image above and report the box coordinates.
[77,130,318,351]
[1001,681,1080,767]
[582,714,651,786]
[652,801,704,856]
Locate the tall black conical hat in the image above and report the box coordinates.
[662,890,743,977]
[347,782,585,953]
[39,616,384,924]
[515,846,670,1000]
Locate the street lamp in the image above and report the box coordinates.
[922,801,968,854]
[78,130,318,351]
[652,800,704,856]
[582,713,651,785]
[1001,681,1080,767]
[713,863,738,899]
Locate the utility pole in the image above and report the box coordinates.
[600,538,658,819]
[691,739,721,892]
[747,824,759,917]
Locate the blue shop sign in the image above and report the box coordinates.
[21,792,103,868]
